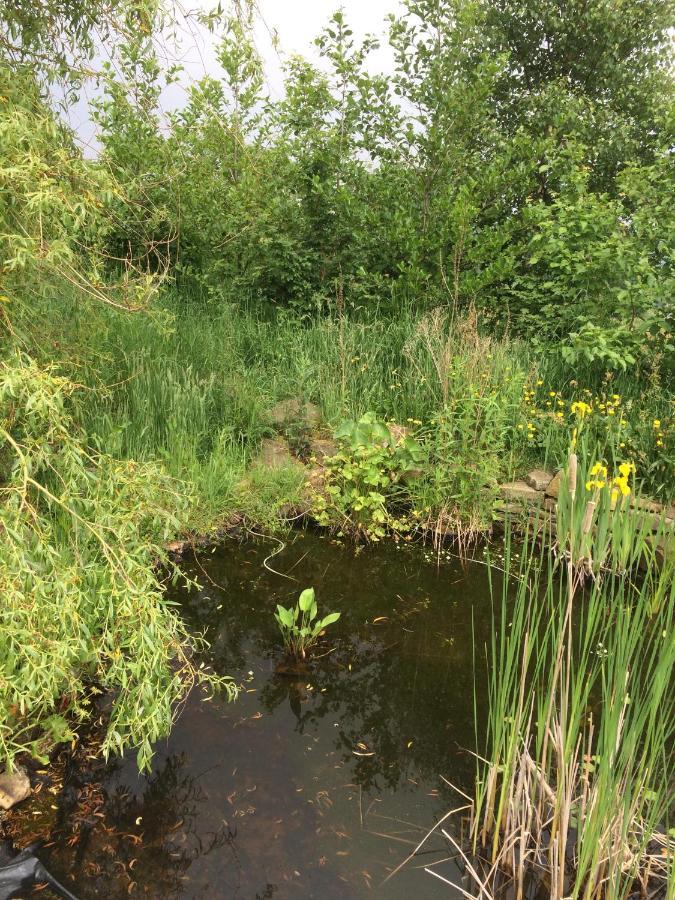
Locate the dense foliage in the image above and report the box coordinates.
[0,0,673,773]
[84,1,675,370]
[0,355,233,770]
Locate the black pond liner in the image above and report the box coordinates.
[0,840,79,899]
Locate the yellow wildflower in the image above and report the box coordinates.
[611,477,631,498]
[653,419,661,429]
[571,401,592,418]
[586,462,608,491]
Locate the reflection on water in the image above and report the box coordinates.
[8,532,510,899]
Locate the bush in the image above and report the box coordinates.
[0,354,234,770]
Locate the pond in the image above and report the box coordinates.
[7,531,514,899]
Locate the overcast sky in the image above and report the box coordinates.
[68,1,404,153]
[253,0,403,80]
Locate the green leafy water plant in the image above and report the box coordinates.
[274,588,340,659]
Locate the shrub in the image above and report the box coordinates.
[0,354,234,771]
[312,412,424,540]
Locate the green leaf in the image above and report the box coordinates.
[276,605,294,628]
[298,587,315,612]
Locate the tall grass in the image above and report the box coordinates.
[31,286,672,534]
[466,458,674,900]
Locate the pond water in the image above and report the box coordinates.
[9,531,514,899]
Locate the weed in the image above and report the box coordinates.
[312,413,424,540]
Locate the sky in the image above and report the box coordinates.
[66,0,404,153]
[252,0,403,89]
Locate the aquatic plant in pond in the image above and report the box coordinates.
[274,587,341,659]
[463,463,675,899]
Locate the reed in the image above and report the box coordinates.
[468,458,674,899]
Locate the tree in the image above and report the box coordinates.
[0,0,160,84]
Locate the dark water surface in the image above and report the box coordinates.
[11,532,511,899]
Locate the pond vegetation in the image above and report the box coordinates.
[0,0,673,897]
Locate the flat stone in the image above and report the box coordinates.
[631,496,664,514]
[268,398,320,428]
[388,423,411,443]
[258,438,303,470]
[499,481,543,502]
[309,438,338,463]
[527,507,556,533]
[643,512,673,533]
[494,501,527,516]
[525,469,555,491]
[545,470,563,499]
[0,766,30,810]
[645,533,674,570]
